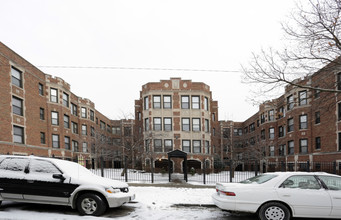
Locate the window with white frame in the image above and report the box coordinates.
[52,134,59,148]
[299,115,307,129]
[153,95,161,109]
[51,111,59,125]
[163,95,172,109]
[13,125,24,144]
[50,88,58,103]
[62,92,69,107]
[40,132,46,144]
[153,117,162,131]
[182,118,190,131]
[11,67,22,88]
[71,103,78,116]
[287,95,294,110]
[288,118,294,132]
[192,118,200,131]
[205,119,209,132]
[81,107,87,118]
[12,96,23,116]
[154,139,162,152]
[192,96,200,109]
[39,83,44,96]
[64,136,70,150]
[72,121,78,134]
[40,108,45,120]
[64,114,69,128]
[204,97,209,111]
[82,124,87,135]
[288,140,294,155]
[299,90,307,106]
[269,146,275,156]
[279,144,286,156]
[181,95,190,109]
[300,139,308,154]
[144,96,149,110]
[269,127,275,139]
[82,142,88,153]
[72,140,79,152]
[164,139,173,152]
[193,140,201,153]
[164,117,172,131]
[182,140,191,152]
[145,118,149,131]
[205,141,209,154]
[90,110,94,121]
[268,109,274,121]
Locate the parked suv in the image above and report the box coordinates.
[0,155,135,216]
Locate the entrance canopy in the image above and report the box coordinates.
[167,150,188,182]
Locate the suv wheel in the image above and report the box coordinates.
[76,193,107,216]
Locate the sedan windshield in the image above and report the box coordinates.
[240,174,277,184]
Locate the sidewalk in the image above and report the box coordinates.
[128,182,215,188]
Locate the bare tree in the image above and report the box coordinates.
[243,0,341,102]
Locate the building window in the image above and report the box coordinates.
[204,97,209,111]
[299,90,307,106]
[192,96,200,109]
[212,113,215,121]
[164,139,173,152]
[300,139,308,154]
[50,88,58,103]
[62,93,69,107]
[315,137,321,150]
[82,124,87,135]
[249,123,255,132]
[213,128,215,136]
[124,127,131,136]
[287,95,294,110]
[278,126,285,137]
[205,119,209,132]
[81,107,87,118]
[338,72,341,90]
[72,121,78,134]
[107,125,111,133]
[144,96,149,110]
[138,112,141,121]
[278,106,285,118]
[152,95,161,109]
[112,126,121,134]
[192,118,200,131]
[64,136,70,150]
[339,133,341,151]
[182,118,190,131]
[315,111,320,124]
[13,126,24,144]
[51,111,59,125]
[269,146,275,156]
[12,96,23,116]
[287,118,294,132]
[205,141,209,154]
[72,140,79,152]
[164,118,172,131]
[181,96,190,109]
[279,144,286,156]
[288,140,294,155]
[193,140,201,153]
[299,115,307,129]
[145,139,150,152]
[145,118,149,131]
[182,140,191,153]
[315,88,320,98]
[261,129,265,140]
[40,108,45,120]
[153,117,162,131]
[40,132,46,144]
[269,128,275,139]
[260,113,265,124]
[268,109,274,121]
[52,134,60,148]
[100,121,105,130]
[71,103,78,116]
[154,139,162,152]
[90,110,94,121]
[163,95,172,109]
[11,67,22,88]
[64,115,69,128]
[82,142,88,153]
[39,83,44,96]
[91,126,95,137]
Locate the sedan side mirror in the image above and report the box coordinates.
[53,174,66,182]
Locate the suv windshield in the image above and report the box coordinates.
[240,174,277,184]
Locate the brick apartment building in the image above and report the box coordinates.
[220,60,341,171]
[0,42,132,168]
[134,78,220,172]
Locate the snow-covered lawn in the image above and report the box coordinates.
[0,186,248,220]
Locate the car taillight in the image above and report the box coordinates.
[217,189,236,196]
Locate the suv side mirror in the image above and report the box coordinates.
[53,174,66,182]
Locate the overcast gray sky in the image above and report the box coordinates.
[1,0,296,121]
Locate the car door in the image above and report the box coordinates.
[0,157,29,200]
[23,158,78,205]
[317,175,341,217]
[276,175,331,218]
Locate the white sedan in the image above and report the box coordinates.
[212,172,341,220]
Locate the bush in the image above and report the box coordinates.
[190,167,196,176]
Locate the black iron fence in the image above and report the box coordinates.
[88,160,341,185]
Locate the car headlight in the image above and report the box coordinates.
[105,187,121,194]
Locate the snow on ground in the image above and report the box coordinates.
[0,186,231,220]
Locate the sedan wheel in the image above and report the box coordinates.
[258,202,290,220]
[77,193,107,216]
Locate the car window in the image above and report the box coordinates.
[240,174,277,184]
[0,158,28,171]
[30,159,61,174]
[280,175,321,189]
[318,175,341,190]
